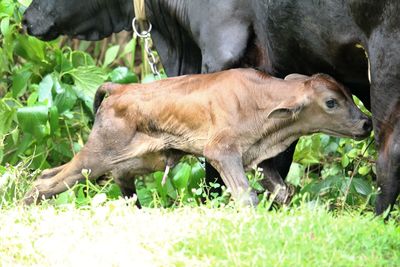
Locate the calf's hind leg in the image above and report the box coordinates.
[25,112,136,204]
[37,163,68,179]
[24,146,113,204]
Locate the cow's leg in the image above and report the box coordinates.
[204,137,258,206]
[374,118,400,215]
[368,32,400,214]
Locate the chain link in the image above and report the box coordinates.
[132,18,161,80]
[144,37,161,79]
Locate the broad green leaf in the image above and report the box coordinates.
[188,161,205,190]
[352,177,372,196]
[11,128,19,144]
[68,65,106,97]
[121,38,135,57]
[286,162,304,186]
[314,175,339,194]
[0,16,9,35]
[71,51,94,68]
[27,91,38,106]
[55,50,73,73]
[154,171,168,204]
[49,106,59,136]
[15,35,46,63]
[30,143,48,169]
[104,184,122,200]
[17,105,49,141]
[347,148,359,159]
[55,191,75,206]
[38,74,53,107]
[53,142,73,158]
[324,142,338,154]
[76,186,90,206]
[54,84,77,114]
[0,0,14,15]
[67,66,107,111]
[136,187,153,207]
[341,154,350,168]
[358,165,371,176]
[172,162,191,190]
[109,67,138,84]
[0,100,16,135]
[8,134,32,164]
[12,70,31,98]
[103,45,120,67]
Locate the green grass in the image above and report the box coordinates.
[0,202,398,267]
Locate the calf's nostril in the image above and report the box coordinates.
[22,18,28,27]
[21,18,31,32]
[362,119,372,132]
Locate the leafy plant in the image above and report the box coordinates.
[0,2,138,170]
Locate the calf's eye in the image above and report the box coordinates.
[325,99,337,109]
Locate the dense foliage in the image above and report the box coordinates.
[0,1,380,210]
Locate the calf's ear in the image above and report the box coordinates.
[267,106,303,119]
[267,97,308,119]
[284,73,309,81]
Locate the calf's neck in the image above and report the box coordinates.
[25,69,371,206]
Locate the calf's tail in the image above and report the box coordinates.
[93,83,121,114]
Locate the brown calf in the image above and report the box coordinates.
[24,69,371,206]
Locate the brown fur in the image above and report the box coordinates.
[24,68,371,206]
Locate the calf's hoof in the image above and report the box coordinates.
[23,179,55,205]
[272,184,295,205]
[238,191,259,207]
[23,188,40,205]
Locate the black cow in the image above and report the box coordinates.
[23,0,399,214]
[251,0,399,214]
[23,0,255,75]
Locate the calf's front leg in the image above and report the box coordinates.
[204,138,258,206]
[258,141,298,204]
[258,159,294,205]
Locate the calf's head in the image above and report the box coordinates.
[269,73,372,140]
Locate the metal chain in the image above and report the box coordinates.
[144,37,161,79]
[132,18,161,80]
